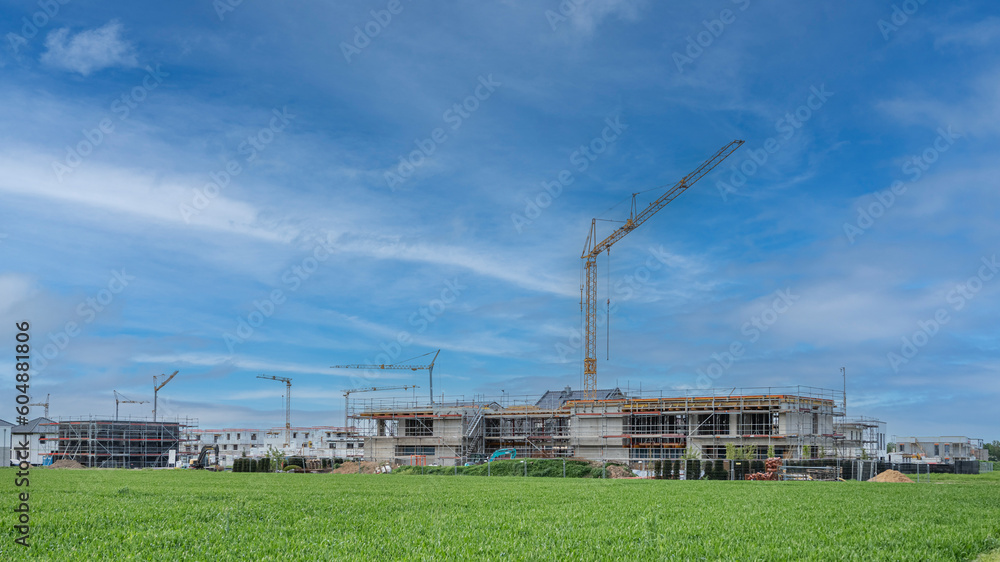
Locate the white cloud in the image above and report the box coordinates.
[558,0,643,36]
[0,274,35,317]
[934,17,1000,48]
[41,20,138,76]
[0,151,293,243]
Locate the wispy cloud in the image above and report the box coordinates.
[41,20,138,76]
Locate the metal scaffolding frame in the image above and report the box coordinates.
[354,386,845,466]
[48,417,196,468]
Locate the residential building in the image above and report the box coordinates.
[10,417,58,466]
[834,417,887,460]
[358,386,845,467]
[889,436,984,464]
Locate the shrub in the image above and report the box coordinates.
[283,465,302,472]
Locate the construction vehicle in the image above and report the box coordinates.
[189,445,221,470]
[488,448,517,462]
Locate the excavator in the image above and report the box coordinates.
[189,445,221,471]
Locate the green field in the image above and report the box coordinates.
[2,468,998,560]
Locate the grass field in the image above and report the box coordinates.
[1,467,998,560]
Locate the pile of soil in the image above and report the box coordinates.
[585,461,634,479]
[332,461,389,474]
[868,469,914,483]
[49,459,85,469]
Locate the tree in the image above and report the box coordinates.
[887,442,896,453]
[767,444,775,459]
[985,440,1000,462]
[266,447,286,472]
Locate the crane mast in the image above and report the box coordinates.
[581,140,744,399]
[257,374,292,447]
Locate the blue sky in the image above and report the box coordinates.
[1,1,998,439]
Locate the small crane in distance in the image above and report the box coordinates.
[340,385,419,429]
[114,391,149,421]
[257,374,292,447]
[332,349,441,405]
[28,393,50,418]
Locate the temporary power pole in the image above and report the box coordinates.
[28,393,50,418]
[580,141,743,398]
[257,374,292,447]
[153,370,178,422]
[341,385,419,429]
[114,391,148,421]
[332,350,441,405]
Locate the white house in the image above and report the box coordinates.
[10,417,58,466]
[0,419,12,466]
[889,436,983,463]
[180,426,362,465]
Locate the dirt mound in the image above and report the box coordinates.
[585,461,634,479]
[49,459,85,469]
[868,469,914,483]
[332,461,390,474]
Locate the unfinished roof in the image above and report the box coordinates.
[534,386,625,409]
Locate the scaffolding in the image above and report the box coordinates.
[48,417,197,468]
[355,386,845,467]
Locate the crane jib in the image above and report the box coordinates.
[579,139,744,399]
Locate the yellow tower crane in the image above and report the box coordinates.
[580,140,744,399]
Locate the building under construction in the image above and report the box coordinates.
[48,418,195,468]
[355,385,844,466]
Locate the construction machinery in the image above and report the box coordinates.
[189,445,220,470]
[488,448,517,461]
[257,374,292,447]
[340,385,419,429]
[580,140,744,398]
[332,349,441,405]
[28,394,50,418]
[153,370,178,422]
[113,391,149,421]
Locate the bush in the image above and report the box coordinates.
[671,460,680,480]
[283,465,302,472]
[714,460,725,480]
